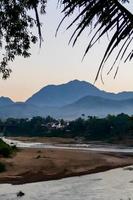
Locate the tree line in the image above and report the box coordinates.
[1,113,133,142]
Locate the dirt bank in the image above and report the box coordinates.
[0,147,133,185]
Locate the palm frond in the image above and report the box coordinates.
[58,0,133,81]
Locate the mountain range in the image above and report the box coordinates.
[0,80,133,119]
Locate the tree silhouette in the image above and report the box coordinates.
[0,0,133,80]
[0,0,46,79]
[58,0,133,81]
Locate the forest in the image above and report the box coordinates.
[1,113,133,142]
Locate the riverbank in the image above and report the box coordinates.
[8,136,133,147]
[1,147,133,185]
[7,136,81,144]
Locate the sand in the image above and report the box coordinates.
[0,147,133,185]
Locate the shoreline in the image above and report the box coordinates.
[1,147,133,185]
[0,163,132,185]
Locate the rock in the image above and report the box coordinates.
[17,191,25,197]
[124,167,133,171]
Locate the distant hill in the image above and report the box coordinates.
[0,80,133,119]
[1,96,133,119]
[58,96,133,119]
[0,102,58,119]
[0,97,14,107]
[26,80,106,107]
[26,80,133,107]
[0,103,40,118]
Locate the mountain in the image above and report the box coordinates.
[111,92,133,100]
[0,80,133,119]
[26,80,106,107]
[0,102,39,118]
[0,97,14,107]
[58,96,133,119]
[26,80,133,107]
[0,102,58,119]
[1,96,133,119]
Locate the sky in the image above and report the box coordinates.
[0,0,133,102]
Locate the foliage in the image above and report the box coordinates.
[4,116,58,136]
[0,1,132,80]
[2,113,133,142]
[58,0,133,81]
[0,138,15,157]
[67,113,131,140]
[0,162,6,172]
[0,0,47,79]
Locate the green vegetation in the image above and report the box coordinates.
[0,162,6,173]
[0,138,17,173]
[67,114,132,141]
[2,113,133,142]
[0,139,16,158]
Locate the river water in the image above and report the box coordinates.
[1,138,133,200]
[0,167,133,200]
[2,137,133,153]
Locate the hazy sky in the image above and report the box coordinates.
[0,0,133,102]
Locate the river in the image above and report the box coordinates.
[0,167,133,200]
[2,137,133,153]
[1,138,133,200]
